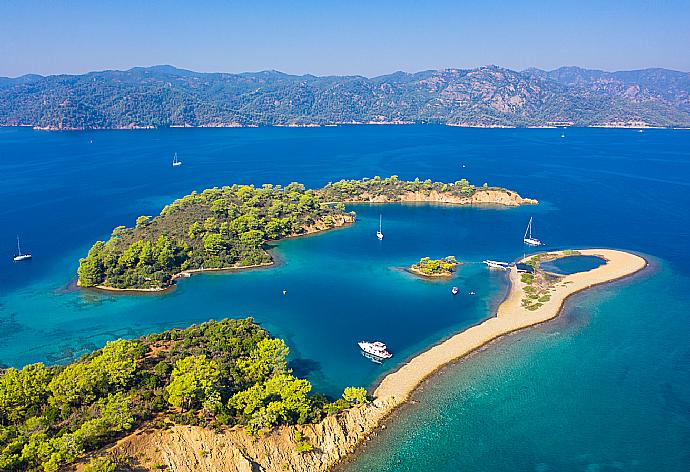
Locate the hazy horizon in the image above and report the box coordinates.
[2,63,689,80]
[1,0,688,77]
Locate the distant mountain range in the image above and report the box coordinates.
[1,65,689,129]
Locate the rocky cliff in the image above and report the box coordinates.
[355,188,538,206]
[92,398,397,472]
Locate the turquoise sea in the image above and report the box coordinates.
[1,126,689,471]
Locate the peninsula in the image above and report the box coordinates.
[86,249,646,471]
[77,176,536,291]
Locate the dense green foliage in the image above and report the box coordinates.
[342,387,369,405]
[1,65,689,128]
[411,256,459,276]
[78,177,498,290]
[320,175,485,202]
[78,182,351,289]
[0,319,367,471]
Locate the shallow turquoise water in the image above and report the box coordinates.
[344,263,690,472]
[541,255,606,274]
[1,126,689,469]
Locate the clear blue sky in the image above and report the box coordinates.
[1,0,688,77]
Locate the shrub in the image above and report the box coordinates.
[521,273,534,284]
[293,431,314,454]
[83,457,116,472]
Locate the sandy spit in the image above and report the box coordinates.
[373,248,647,403]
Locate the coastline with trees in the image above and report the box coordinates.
[0,318,367,471]
[77,176,536,292]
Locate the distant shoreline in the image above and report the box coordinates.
[3,123,684,131]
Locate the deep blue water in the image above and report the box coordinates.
[541,255,606,274]
[1,126,689,470]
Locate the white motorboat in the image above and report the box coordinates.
[358,340,392,361]
[483,260,510,270]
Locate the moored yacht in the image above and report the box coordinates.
[172,152,182,167]
[358,340,392,361]
[483,260,510,270]
[523,217,543,246]
[13,236,32,262]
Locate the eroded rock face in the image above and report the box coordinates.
[103,398,397,472]
[363,189,538,206]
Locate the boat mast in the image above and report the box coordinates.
[524,217,532,240]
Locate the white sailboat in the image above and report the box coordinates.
[13,236,32,261]
[376,214,384,240]
[172,152,182,167]
[523,217,542,246]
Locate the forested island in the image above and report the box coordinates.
[0,318,367,471]
[408,256,461,277]
[77,177,536,291]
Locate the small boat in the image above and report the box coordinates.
[376,214,384,240]
[483,260,510,270]
[172,152,182,167]
[451,286,459,295]
[561,131,565,138]
[523,217,543,246]
[638,129,645,133]
[358,341,392,362]
[469,291,476,295]
[13,236,32,262]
